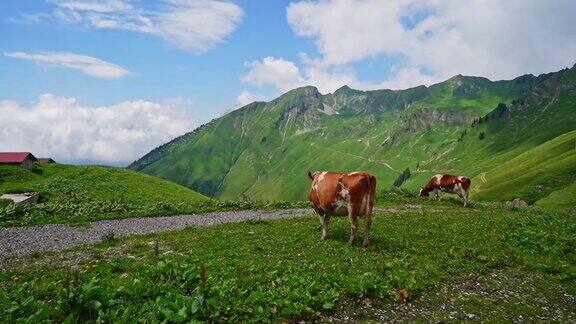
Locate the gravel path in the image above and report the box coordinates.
[0,208,313,261]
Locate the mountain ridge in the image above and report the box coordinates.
[130,65,575,207]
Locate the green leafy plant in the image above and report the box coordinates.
[1,206,574,322]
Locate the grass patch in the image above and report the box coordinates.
[0,199,310,227]
[472,130,576,204]
[0,163,309,227]
[1,206,574,322]
[325,268,576,322]
[0,164,208,205]
[0,198,12,208]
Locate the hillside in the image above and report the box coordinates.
[471,130,576,207]
[0,164,211,226]
[130,65,576,205]
[0,164,208,204]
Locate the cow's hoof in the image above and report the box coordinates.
[321,236,327,240]
[362,241,370,248]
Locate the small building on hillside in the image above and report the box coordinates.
[38,158,56,164]
[0,152,38,170]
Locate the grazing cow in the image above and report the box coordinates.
[420,174,471,206]
[308,171,377,247]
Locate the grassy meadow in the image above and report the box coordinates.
[0,164,307,227]
[1,203,574,322]
[0,164,208,203]
[471,130,576,208]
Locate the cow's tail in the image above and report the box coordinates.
[368,175,377,204]
[360,175,377,215]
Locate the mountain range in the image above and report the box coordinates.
[130,65,576,208]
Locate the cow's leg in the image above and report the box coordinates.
[318,215,324,239]
[462,189,469,207]
[347,205,358,245]
[434,189,442,201]
[319,214,331,239]
[362,209,373,247]
[455,185,467,207]
[360,195,373,247]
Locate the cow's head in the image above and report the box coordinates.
[308,171,319,180]
[419,188,430,197]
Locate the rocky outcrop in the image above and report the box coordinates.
[273,86,324,140]
[477,103,510,125]
[401,108,477,133]
[505,198,529,207]
[449,75,488,96]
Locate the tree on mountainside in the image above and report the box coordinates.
[392,168,411,188]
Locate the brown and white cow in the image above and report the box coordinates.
[420,174,471,206]
[308,171,377,247]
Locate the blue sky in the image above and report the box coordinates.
[0,1,312,112]
[0,0,575,164]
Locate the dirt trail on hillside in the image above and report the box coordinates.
[309,143,398,172]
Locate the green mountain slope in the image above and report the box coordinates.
[402,66,576,194]
[470,130,576,205]
[130,65,576,205]
[0,163,208,204]
[537,181,576,210]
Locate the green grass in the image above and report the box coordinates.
[0,164,309,227]
[537,181,576,210]
[471,130,576,205]
[1,205,574,322]
[0,164,208,204]
[328,268,575,322]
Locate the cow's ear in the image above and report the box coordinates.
[308,171,314,180]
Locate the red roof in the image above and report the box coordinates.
[0,152,38,163]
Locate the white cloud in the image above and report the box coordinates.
[287,0,576,88]
[242,57,304,92]
[235,90,265,107]
[5,51,129,79]
[34,0,244,53]
[6,13,52,25]
[296,53,371,92]
[378,66,441,90]
[287,0,407,65]
[241,55,388,95]
[49,0,132,13]
[153,1,244,51]
[0,94,197,163]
